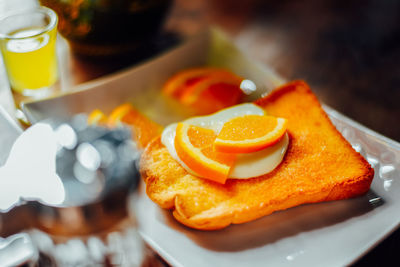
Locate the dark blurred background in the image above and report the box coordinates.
[48,0,398,144]
[167,0,400,143]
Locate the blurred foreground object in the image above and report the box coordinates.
[40,0,172,57]
[0,115,140,237]
[0,234,38,266]
[0,114,145,265]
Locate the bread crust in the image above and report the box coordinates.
[140,81,374,230]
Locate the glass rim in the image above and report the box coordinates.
[0,6,58,40]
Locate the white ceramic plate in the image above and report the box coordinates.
[22,29,400,267]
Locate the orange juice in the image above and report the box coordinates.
[1,26,58,94]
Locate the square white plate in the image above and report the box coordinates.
[22,29,400,267]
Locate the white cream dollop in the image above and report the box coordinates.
[161,103,289,179]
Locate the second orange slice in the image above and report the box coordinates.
[214,115,288,153]
[163,67,226,98]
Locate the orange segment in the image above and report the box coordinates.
[214,115,288,153]
[174,123,236,184]
[108,103,162,148]
[88,109,108,125]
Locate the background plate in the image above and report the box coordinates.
[23,29,400,267]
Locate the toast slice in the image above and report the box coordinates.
[140,81,374,230]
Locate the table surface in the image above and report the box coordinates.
[1,0,399,266]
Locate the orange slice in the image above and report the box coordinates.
[214,115,288,153]
[163,67,245,114]
[179,72,243,105]
[88,109,108,125]
[174,123,236,184]
[163,67,235,98]
[107,103,162,148]
[180,73,244,114]
[107,103,134,127]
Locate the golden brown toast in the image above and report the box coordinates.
[140,81,374,230]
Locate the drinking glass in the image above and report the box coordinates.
[0,7,59,98]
